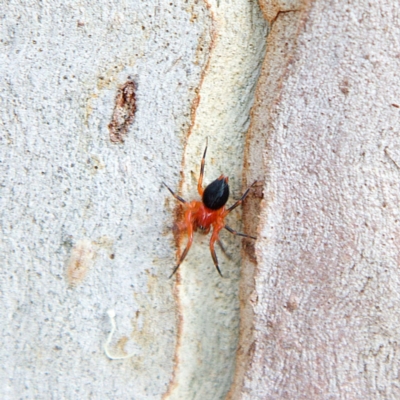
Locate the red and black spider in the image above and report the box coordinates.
[163,141,256,278]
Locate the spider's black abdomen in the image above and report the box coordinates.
[203,176,229,210]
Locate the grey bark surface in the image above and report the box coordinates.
[6,0,397,398]
[230,0,400,399]
[1,1,210,398]
[0,0,266,399]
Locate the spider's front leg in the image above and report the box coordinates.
[209,220,225,277]
[169,207,195,278]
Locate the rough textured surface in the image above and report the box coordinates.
[165,0,266,398]
[228,2,306,397]
[0,1,210,398]
[231,0,400,398]
[0,0,267,399]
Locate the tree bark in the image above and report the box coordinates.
[230,0,400,399]
[0,0,266,399]
[0,1,210,398]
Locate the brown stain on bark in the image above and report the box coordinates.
[108,79,136,143]
[65,239,96,287]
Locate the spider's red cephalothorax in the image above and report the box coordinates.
[163,140,256,278]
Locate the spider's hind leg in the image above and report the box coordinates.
[163,182,187,204]
[197,138,208,196]
[225,180,257,214]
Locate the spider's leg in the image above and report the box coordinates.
[225,225,256,240]
[197,138,208,196]
[162,182,187,204]
[169,212,194,278]
[169,233,193,278]
[217,239,232,260]
[225,180,257,214]
[210,222,224,277]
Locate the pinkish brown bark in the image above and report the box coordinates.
[230,1,400,398]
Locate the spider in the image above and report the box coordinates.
[163,140,256,278]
